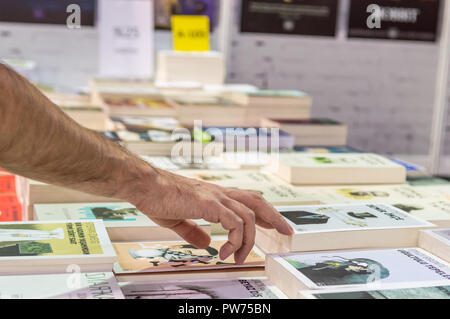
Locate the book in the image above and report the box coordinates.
[103,96,177,117]
[120,277,286,299]
[100,130,224,158]
[389,157,428,177]
[0,220,116,275]
[0,194,22,222]
[0,272,124,299]
[227,184,320,206]
[196,127,295,151]
[261,118,348,147]
[171,97,247,127]
[33,202,210,242]
[387,199,450,227]
[298,282,450,299]
[111,116,181,133]
[256,203,434,254]
[266,153,406,185]
[113,240,265,276]
[141,156,238,171]
[177,169,289,187]
[227,90,311,127]
[293,146,361,153]
[407,176,450,186]
[221,152,270,169]
[155,51,225,85]
[24,179,120,220]
[266,248,450,299]
[419,229,450,263]
[296,184,439,205]
[176,170,320,206]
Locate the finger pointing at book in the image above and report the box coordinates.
[0,63,293,264]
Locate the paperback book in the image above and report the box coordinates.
[266,248,450,299]
[266,153,406,185]
[120,277,286,299]
[297,184,439,205]
[0,220,116,275]
[387,199,450,227]
[256,203,434,253]
[260,118,347,147]
[419,229,450,263]
[299,283,450,299]
[0,272,124,299]
[113,240,265,276]
[33,202,210,242]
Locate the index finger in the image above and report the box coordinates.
[225,189,294,236]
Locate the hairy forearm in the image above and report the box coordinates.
[0,63,158,201]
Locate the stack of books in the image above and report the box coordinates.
[227,90,312,127]
[170,96,246,127]
[266,153,406,185]
[155,51,225,85]
[266,247,450,299]
[261,118,348,147]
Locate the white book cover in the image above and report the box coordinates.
[298,184,438,204]
[34,202,209,229]
[275,153,403,168]
[0,220,116,265]
[0,272,124,299]
[177,169,288,187]
[273,248,450,289]
[277,203,433,234]
[120,277,286,299]
[386,199,450,222]
[300,282,450,299]
[34,203,155,228]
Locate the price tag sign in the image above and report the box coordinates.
[98,0,154,79]
[172,15,210,52]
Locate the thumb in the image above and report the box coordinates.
[150,218,211,249]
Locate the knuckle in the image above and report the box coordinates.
[246,209,256,222]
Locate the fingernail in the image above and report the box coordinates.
[220,246,233,261]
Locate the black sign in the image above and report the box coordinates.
[348,0,441,42]
[240,0,338,37]
[0,0,96,26]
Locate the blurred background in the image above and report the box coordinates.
[0,0,449,173]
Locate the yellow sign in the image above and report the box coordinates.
[172,15,210,52]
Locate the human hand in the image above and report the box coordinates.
[128,168,293,264]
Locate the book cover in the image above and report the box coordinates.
[34,203,156,229]
[105,97,172,109]
[301,283,450,299]
[278,204,433,234]
[0,272,124,299]
[121,277,285,299]
[302,184,437,204]
[0,220,115,261]
[274,248,450,289]
[178,170,287,187]
[388,199,450,223]
[277,153,402,169]
[113,240,264,274]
